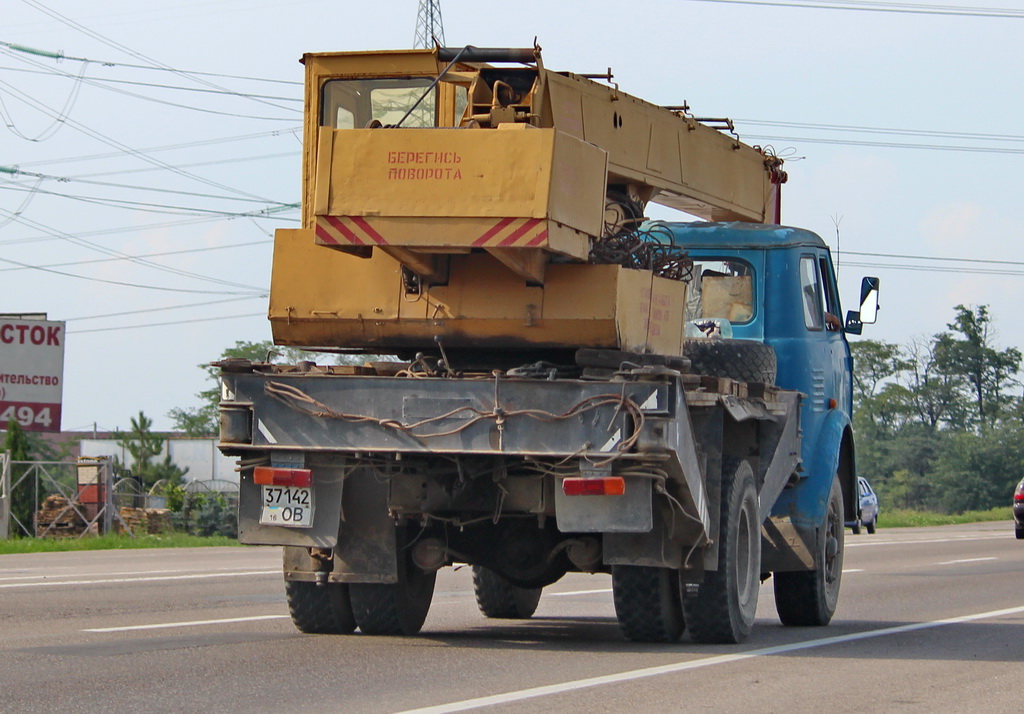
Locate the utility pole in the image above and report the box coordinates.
[413,0,445,49]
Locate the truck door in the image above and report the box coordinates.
[798,253,851,436]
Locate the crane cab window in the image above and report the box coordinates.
[800,256,825,331]
[321,78,437,128]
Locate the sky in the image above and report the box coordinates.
[2,0,1023,432]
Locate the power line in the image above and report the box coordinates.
[738,118,1024,144]
[0,62,302,103]
[0,205,270,290]
[0,40,302,86]
[838,250,1024,267]
[66,295,266,322]
[0,239,273,273]
[0,213,279,246]
[0,253,265,295]
[1,164,295,206]
[13,127,300,169]
[67,312,268,334]
[0,76,285,202]
[682,0,1024,19]
[0,50,299,121]
[0,182,298,221]
[17,1,299,113]
[840,260,1024,276]
[746,133,1024,154]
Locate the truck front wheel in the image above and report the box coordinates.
[612,565,685,643]
[683,458,761,644]
[472,565,542,619]
[774,473,844,626]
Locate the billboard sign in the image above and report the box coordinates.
[0,317,66,432]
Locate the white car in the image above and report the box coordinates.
[848,477,879,535]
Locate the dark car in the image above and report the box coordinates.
[1014,478,1024,539]
[847,477,879,535]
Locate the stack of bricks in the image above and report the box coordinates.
[35,495,89,538]
[117,507,173,535]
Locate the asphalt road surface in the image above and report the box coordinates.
[2,521,1022,713]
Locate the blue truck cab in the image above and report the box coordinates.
[673,221,877,618]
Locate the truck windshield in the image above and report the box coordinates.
[321,78,437,129]
[686,259,755,325]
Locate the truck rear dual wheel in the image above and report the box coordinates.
[472,566,542,619]
[774,473,844,626]
[349,532,437,636]
[612,564,685,643]
[285,580,357,634]
[683,458,761,644]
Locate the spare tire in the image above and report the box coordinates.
[681,339,777,385]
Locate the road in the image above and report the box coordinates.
[1,522,1021,713]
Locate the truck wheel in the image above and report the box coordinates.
[472,566,542,619]
[612,565,685,643]
[683,458,761,644]
[285,580,356,634]
[349,540,436,636]
[774,473,844,626]
[681,339,777,385]
[865,516,876,535]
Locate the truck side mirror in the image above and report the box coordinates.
[843,277,879,334]
[858,277,880,324]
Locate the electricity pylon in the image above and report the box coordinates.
[413,0,445,48]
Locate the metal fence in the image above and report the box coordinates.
[1,452,241,540]
[0,454,128,539]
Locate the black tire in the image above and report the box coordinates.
[349,534,436,636]
[851,521,861,535]
[865,516,876,535]
[285,580,356,634]
[683,458,761,644]
[472,566,542,619]
[612,564,685,643]
[774,474,844,626]
[1016,526,1024,540]
[681,338,777,385]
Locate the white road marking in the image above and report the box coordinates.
[0,570,278,589]
[842,569,864,574]
[846,534,1007,548]
[547,588,613,597]
[396,604,1024,714]
[936,557,997,566]
[0,566,274,584]
[83,615,290,633]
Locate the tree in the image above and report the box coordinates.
[169,340,390,435]
[114,411,186,489]
[3,421,34,536]
[168,341,279,436]
[934,305,1022,430]
[931,422,1024,513]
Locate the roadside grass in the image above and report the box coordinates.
[2,509,1014,554]
[0,533,239,556]
[879,507,1013,528]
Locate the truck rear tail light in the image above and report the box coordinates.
[562,476,626,496]
[253,466,312,488]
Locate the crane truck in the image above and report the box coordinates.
[217,45,879,643]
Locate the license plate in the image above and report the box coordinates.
[260,486,313,527]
